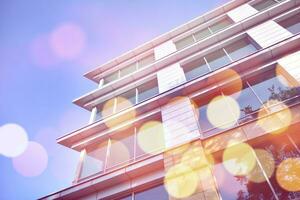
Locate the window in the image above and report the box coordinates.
[135,185,169,200]
[182,57,210,81]
[106,128,135,169]
[102,54,155,85]
[104,71,119,85]
[182,37,259,81]
[120,63,137,78]
[205,49,231,70]
[279,13,300,34]
[252,0,278,11]
[137,79,159,103]
[138,54,155,69]
[175,35,195,50]
[209,18,233,33]
[224,38,257,61]
[116,89,136,112]
[80,140,108,179]
[194,28,212,41]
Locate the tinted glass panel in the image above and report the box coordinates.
[80,141,108,178]
[135,185,169,200]
[194,28,211,41]
[183,57,210,81]
[120,63,137,78]
[225,38,258,61]
[279,13,300,34]
[209,18,232,33]
[175,35,195,50]
[138,54,154,69]
[248,70,297,104]
[137,79,158,103]
[205,49,231,70]
[104,71,119,85]
[252,0,277,11]
[116,89,136,111]
[107,128,134,169]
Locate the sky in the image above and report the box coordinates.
[0,0,228,199]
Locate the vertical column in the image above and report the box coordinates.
[73,149,86,184]
[89,107,98,124]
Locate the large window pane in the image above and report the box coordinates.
[120,63,137,78]
[135,184,169,200]
[80,141,108,179]
[248,69,298,104]
[205,49,231,70]
[209,18,233,33]
[183,57,210,81]
[138,54,155,69]
[247,130,300,199]
[194,28,211,41]
[137,79,158,103]
[225,38,258,61]
[252,0,277,11]
[279,13,300,34]
[175,35,195,50]
[212,148,276,200]
[116,89,136,112]
[104,71,119,85]
[107,128,134,169]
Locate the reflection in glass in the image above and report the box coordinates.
[138,54,154,69]
[225,38,258,61]
[205,49,231,70]
[252,0,277,11]
[120,63,137,78]
[175,35,195,50]
[183,57,210,81]
[279,13,300,34]
[135,184,169,200]
[80,141,108,179]
[209,18,233,33]
[104,71,119,85]
[137,79,159,103]
[116,89,136,112]
[194,28,212,41]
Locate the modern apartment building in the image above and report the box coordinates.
[41,0,300,199]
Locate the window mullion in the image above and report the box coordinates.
[104,139,112,172]
[135,88,139,104]
[203,56,212,72]
[223,47,233,62]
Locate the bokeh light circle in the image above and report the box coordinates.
[50,22,86,60]
[276,158,300,192]
[257,100,292,134]
[216,69,243,98]
[137,121,165,155]
[222,142,256,176]
[0,123,28,157]
[108,140,130,167]
[207,95,240,129]
[12,141,48,177]
[164,163,198,198]
[248,149,275,183]
[181,146,214,171]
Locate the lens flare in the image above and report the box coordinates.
[137,121,165,155]
[257,100,292,134]
[50,22,86,60]
[207,95,240,129]
[164,163,198,198]
[222,142,256,176]
[12,141,48,177]
[216,69,243,98]
[276,158,300,192]
[248,149,275,183]
[181,146,214,171]
[102,97,136,131]
[0,123,28,157]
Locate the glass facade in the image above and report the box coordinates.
[182,37,258,81]
[95,79,159,121]
[175,17,233,51]
[252,0,278,11]
[194,67,299,137]
[102,54,155,85]
[80,115,164,179]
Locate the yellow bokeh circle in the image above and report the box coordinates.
[276,158,300,192]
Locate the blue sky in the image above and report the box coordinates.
[0,0,228,199]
